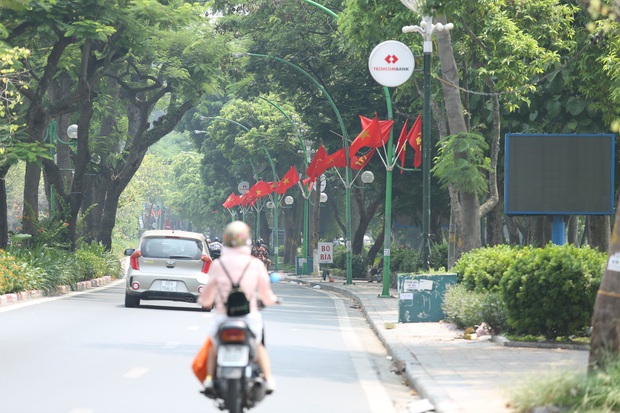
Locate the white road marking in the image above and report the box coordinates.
[123,367,149,378]
[68,409,94,413]
[332,293,398,413]
[163,341,181,349]
[187,325,200,330]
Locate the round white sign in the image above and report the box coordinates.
[238,181,250,194]
[368,40,415,87]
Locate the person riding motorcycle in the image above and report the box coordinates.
[209,237,223,259]
[251,240,271,268]
[199,221,278,394]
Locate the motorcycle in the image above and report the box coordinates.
[200,311,273,412]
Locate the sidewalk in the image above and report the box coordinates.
[286,275,589,413]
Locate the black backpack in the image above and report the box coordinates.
[219,260,252,317]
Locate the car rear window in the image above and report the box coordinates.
[141,237,203,260]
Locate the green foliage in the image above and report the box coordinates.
[74,242,122,282]
[453,244,531,293]
[6,243,122,294]
[390,248,422,273]
[500,243,605,340]
[332,248,367,278]
[0,250,31,294]
[432,133,491,196]
[429,242,449,271]
[510,355,620,413]
[442,283,509,332]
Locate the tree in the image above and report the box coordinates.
[3,1,226,250]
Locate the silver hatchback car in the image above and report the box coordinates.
[123,230,212,308]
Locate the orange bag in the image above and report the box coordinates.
[192,336,212,383]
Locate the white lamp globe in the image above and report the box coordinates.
[361,170,375,184]
[67,124,78,140]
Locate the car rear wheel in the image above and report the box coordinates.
[125,292,140,308]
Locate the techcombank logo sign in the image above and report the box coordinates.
[368,40,415,87]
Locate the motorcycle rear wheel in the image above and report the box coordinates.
[225,379,243,413]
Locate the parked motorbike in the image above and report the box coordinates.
[200,313,273,412]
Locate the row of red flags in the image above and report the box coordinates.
[222,115,422,209]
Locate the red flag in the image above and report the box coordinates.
[229,193,243,207]
[301,177,314,192]
[249,180,271,199]
[359,115,395,147]
[396,120,409,175]
[223,192,236,208]
[407,115,422,168]
[306,145,327,180]
[266,181,277,193]
[324,148,347,169]
[239,192,254,206]
[350,116,381,154]
[276,166,300,195]
[351,149,376,170]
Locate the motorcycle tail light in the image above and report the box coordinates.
[201,254,211,274]
[220,328,246,343]
[130,251,142,270]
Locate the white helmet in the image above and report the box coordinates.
[222,221,251,248]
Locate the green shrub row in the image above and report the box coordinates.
[0,243,122,295]
[443,243,606,339]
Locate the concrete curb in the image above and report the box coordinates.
[0,275,115,307]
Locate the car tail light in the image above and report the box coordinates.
[198,285,205,294]
[220,328,246,343]
[201,254,212,274]
[130,251,142,270]
[131,281,141,290]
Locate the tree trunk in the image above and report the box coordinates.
[435,17,480,253]
[589,215,610,252]
[567,215,579,245]
[0,164,11,249]
[589,202,620,371]
[366,226,384,267]
[22,162,41,237]
[486,203,504,246]
[351,186,380,254]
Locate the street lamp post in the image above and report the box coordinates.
[235,52,355,284]
[401,3,453,268]
[45,120,77,214]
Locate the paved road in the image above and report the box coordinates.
[0,280,414,413]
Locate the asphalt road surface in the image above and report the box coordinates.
[0,280,417,413]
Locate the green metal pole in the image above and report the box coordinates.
[243,53,350,281]
[422,49,431,270]
[381,88,394,297]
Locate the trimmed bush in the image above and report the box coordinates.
[453,244,530,293]
[500,243,605,340]
[442,283,509,332]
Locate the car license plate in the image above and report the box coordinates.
[217,345,249,367]
[161,280,177,292]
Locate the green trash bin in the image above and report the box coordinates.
[295,256,314,275]
[397,273,457,322]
